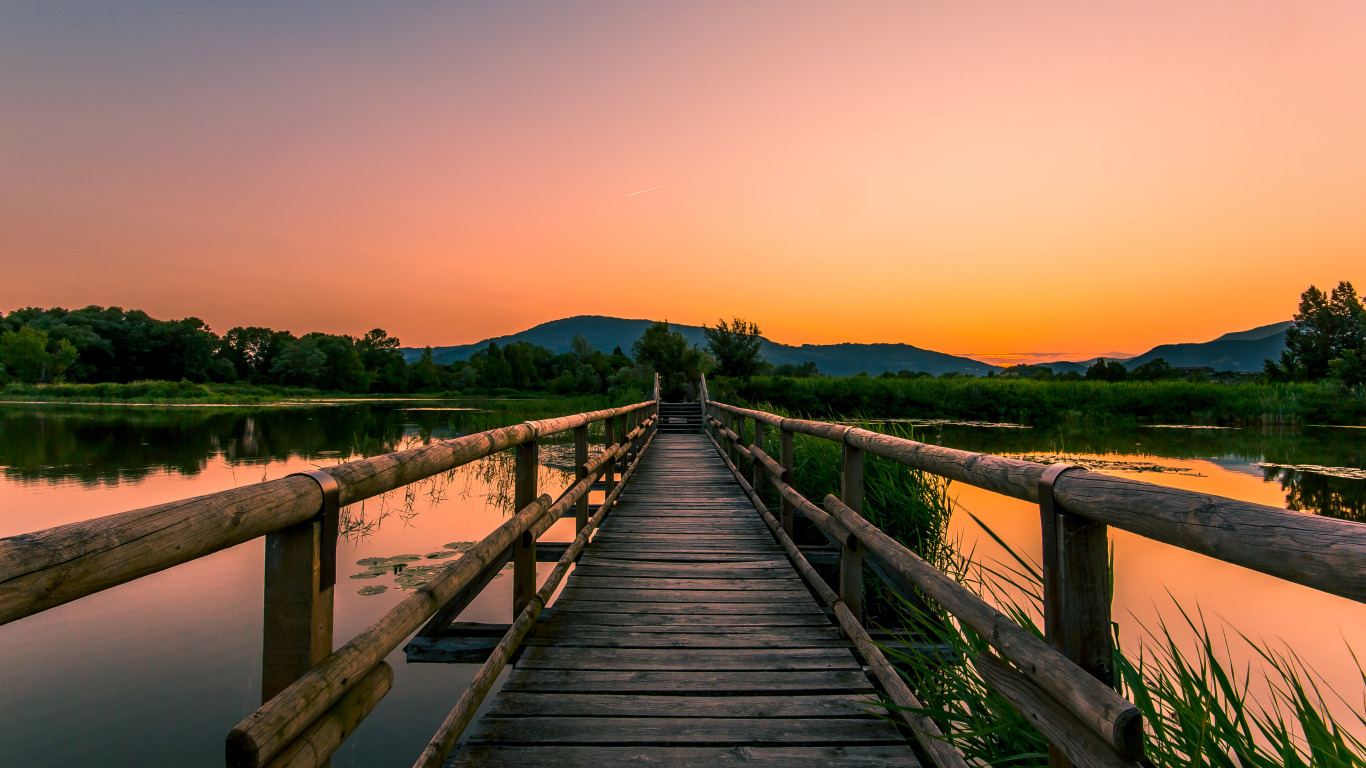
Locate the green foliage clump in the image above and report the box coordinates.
[723,376,1366,426]
[631,321,714,400]
[1271,281,1366,386]
[887,525,1366,768]
[703,317,766,378]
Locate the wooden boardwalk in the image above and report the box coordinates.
[448,433,920,766]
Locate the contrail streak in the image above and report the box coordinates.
[627,183,670,197]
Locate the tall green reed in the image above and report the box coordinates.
[886,514,1366,768]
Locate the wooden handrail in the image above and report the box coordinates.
[821,494,1141,758]
[229,412,658,768]
[706,401,1366,603]
[0,401,656,626]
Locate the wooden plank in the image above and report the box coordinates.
[557,588,811,604]
[566,577,801,591]
[485,693,878,718]
[467,716,906,745]
[449,745,920,767]
[516,647,857,671]
[500,668,877,694]
[537,611,830,628]
[523,629,843,649]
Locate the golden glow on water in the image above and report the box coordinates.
[950,455,1366,734]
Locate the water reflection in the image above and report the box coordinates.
[903,422,1366,520]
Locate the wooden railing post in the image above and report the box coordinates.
[733,413,745,466]
[1040,464,1115,768]
[574,425,589,533]
[780,427,795,537]
[603,417,616,497]
[751,416,765,496]
[262,470,338,705]
[513,438,538,617]
[840,442,864,619]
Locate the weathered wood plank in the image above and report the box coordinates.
[516,646,856,671]
[523,629,845,648]
[557,588,812,604]
[467,716,907,745]
[448,745,920,767]
[485,693,877,718]
[500,668,877,694]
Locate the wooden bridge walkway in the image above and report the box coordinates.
[449,433,920,766]
[14,389,1358,768]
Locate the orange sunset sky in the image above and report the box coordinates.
[1,1,1363,363]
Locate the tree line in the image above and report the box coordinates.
[0,307,779,397]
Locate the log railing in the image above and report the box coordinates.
[0,377,661,768]
[702,381,1366,768]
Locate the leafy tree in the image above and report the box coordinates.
[221,326,294,382]
[411,346,442,390]
[631,321,714,399]
[306,333,369,392]
[271,338,328,386]
[1085,358,1128,382]
[570,334,595,362]
[357,328,408,393]
[1277,281,1366,381]
[703,317,766,377]
[0,326,78,382]
[774,361,821,378]
[1129,358,1178,381]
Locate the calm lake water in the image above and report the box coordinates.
[1,404,1363,764]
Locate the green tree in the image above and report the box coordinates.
[1279,281,1366,380]
[411,346,442,390]
[1129,358,1177,381]
[703,317,766,377]
[221,326,294,382]
[356,328,408,393]
[271,338,328,386]
[0,326,78,383]
[570,334,595,362]
[1085,358,1128,382]
[631,321,714,399]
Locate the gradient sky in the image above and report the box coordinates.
[2,1,1363,360]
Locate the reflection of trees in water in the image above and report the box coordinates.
[1264,467,1366,522]
[0,401,608,487]
[335,437,574,542]
[0,404,483,486]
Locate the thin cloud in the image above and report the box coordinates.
[626,183,670,197]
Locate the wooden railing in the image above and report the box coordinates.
[0,376,661,768]
[702,382,1366,768]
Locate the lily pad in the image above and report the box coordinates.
[349,570,384,580]
[425,551,459,560]
[442,541,475,553]
[356,585,387,596]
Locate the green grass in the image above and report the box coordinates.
[883,517,1366,768]
[720,376,1366,427]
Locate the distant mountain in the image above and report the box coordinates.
[1123,325,1288,372]
[1210,321,1293,343]
[402,315,997,377]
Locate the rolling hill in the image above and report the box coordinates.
[403,316,1295,377]
[1122,321,1290,371]
[401,315,997,377]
